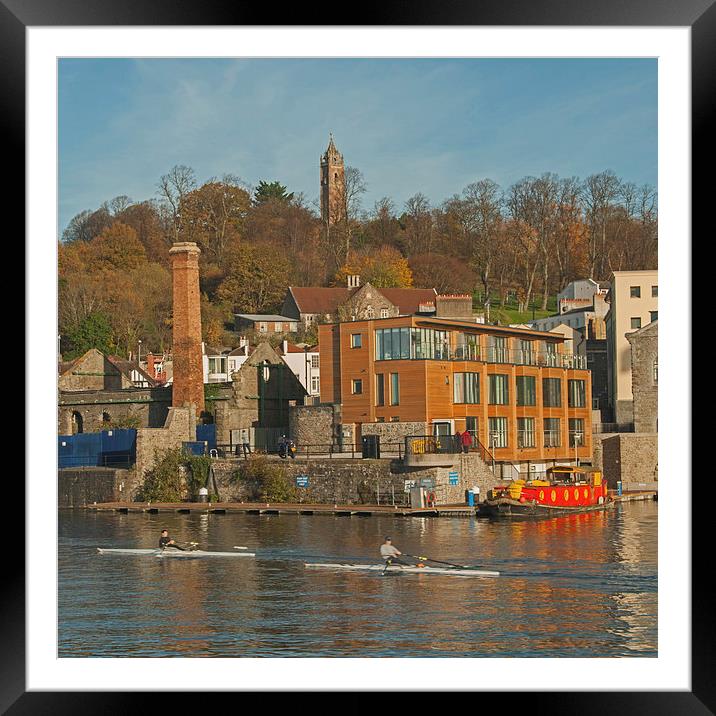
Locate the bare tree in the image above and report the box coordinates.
[581,170,621,280]
[157,165,197,244]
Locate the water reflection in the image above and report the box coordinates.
[59,503,657,657]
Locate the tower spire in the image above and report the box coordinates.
[320,134,346,226]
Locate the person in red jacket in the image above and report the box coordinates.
[460,430,473,453]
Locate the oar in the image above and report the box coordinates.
[405,553,471,570]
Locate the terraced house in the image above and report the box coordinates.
[319,316,593,472]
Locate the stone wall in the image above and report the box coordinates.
[593,433,658,492]
[627,322,658,433]
[132,406,196,498]
[288,404,339,449]
[213,342,306,444]
[59,349,132,392]
[207,450,500,506]
[58,467,132,507]
[58,386,172,434]
[360,421,428,447]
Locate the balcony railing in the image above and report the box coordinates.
[453,346,588,369]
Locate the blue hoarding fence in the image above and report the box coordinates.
[58,429,137,468]
[196,424,216,450]
[182,441,208,456]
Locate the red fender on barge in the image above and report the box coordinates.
[481,466,614,518]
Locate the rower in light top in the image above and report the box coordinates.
[380,537,404,565]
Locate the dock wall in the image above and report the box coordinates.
[58,467,133,507]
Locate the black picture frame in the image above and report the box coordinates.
[6,1,703,711]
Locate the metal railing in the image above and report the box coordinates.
[212,442,405,460]
[484,347,588,369]
[404,435,461,457]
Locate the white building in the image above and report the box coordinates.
[277,340,320,398]
[605,270,658,424]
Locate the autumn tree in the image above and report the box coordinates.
[336,247,413,289]
[216,242,293,314]
[92,222,147,273]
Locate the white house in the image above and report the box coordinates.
[277,340,320,398]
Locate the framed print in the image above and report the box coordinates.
[7,0,705,711]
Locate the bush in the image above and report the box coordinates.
[232,455,298,502]
[136,448,213,502]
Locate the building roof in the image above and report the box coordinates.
[58,348,157,385]
[413,316,566,341]
[379,287,438,314]
[288,286,354,314]
[287,285,437,315]
[106,355,157,385]
[278,342,319,354]
[235,314,298,322]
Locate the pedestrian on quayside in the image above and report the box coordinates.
[460,430,473,453]
[159,529,186,551]
[380,537,406,565]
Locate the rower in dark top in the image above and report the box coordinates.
[159,529,186,551]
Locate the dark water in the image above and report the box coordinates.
[58,503,657,657]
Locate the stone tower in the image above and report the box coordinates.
[320,134,346,226]
[169,242,204,416]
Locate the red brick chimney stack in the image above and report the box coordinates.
[169,242,204,415]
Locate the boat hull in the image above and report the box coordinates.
[305,562,499,577]
[480,497,614,519]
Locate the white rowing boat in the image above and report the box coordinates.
[97,548,255,558]
[304,562,499,577]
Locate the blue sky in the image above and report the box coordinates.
[58,58,657,236]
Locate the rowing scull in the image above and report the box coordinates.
[97,548,255,558]
[305,562,499,577]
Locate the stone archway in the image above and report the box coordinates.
[72,411,84,434]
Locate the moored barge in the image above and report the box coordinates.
[481,466,613,518]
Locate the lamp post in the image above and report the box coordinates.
[490,433,498,476]
[304,346,309,398]
[137,339,142,365]
[574,432,582,467]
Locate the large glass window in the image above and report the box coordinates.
[544,418,561,447]
[517,417,535,448]
[542,378,562,407]
[375,374,385,406]
[466,416,479,441]
[569,418,585,448]
[516,376,536,406]
[390,373,400,406]
[488,417,508,448]
[489,374,509,405]
[454,372,480,404]
[568,379,586,408]
[375,327,446,360]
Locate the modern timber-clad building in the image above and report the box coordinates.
[319,316,593,470]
